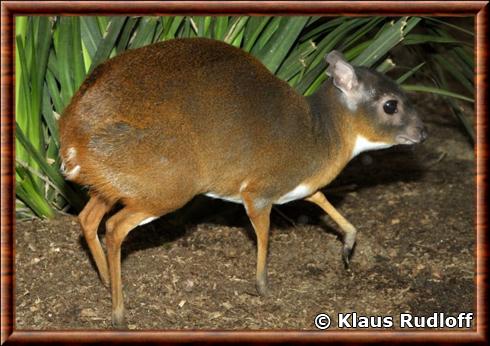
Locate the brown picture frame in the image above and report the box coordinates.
[1,1,487,344]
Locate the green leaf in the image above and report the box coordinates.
[41,82,60,148]
[16,123,85,211]
[45,69,64,114]
[432,60,474,144]
[97,16,109,33]
[71,17,86,89]
[352,17,421,67]
[88,16,127,74]
[304,18,367,74]
[15,14,475,217]
[153,18,165,40]
[130,17,158,49]
[339,17,384,52]
[344,40,373,60]
[421,17,474,36]
[276,39,317,81]
[15,17,29,115]
[455,46,474,69]
[213,16,228,41]
[194,16,211,38]
[251,17,281,54]
[33,17,51,104]
[23,17,51,184]
[396,62,425,84]
[300,17,346,42]
[16,179,55,219]
[16,199,36,219]
[376,58,396,73]
[15,35,32,167]
[116,17,138,52]
[47,50,59,80]
[57,17,75,106]
[243,17,271,52]
[295,61,326,94]
[180,17,192,38]
[442,46,474,83]
[255,17,309,74]
[303,71,327,96]
[80,16,103,58]
[224,17,249,45]
[161,16,184,40]
[402,34,468,46]
[433,54,473,94]
[401,84,474,103]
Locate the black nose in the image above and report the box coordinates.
[418,126,428,142]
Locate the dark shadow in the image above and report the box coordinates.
[333,145,426,190]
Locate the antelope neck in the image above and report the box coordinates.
[305,83,357,187]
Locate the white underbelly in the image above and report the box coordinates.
[204,184,312,206]
[204,192,242,204]
[275,184,312,204]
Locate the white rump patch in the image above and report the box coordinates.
[64,165,80,180]
[138,216,158,226]
[61,147,80,180]
[66,147,77,161]
[351,135,392,158]
[276,184,312,205]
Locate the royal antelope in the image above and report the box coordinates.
[59,38,426,326]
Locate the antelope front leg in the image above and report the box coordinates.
[306,191,357,268]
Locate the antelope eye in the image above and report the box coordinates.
[383,100,398,114]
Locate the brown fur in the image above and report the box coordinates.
[60,39,360,213]
[59,38,425,326]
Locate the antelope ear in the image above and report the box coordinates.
[326,50,359,94]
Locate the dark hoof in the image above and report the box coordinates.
[342,247,352,270]
[256,279,268,296]
[112,310,126,328]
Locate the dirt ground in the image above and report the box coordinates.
[15,93,475,330]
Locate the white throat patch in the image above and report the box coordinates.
[351,135,392,158]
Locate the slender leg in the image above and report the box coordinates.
[241,193,272,296]
[78,195,113,286]
[105,208,155,327]
[306,191,357,268]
